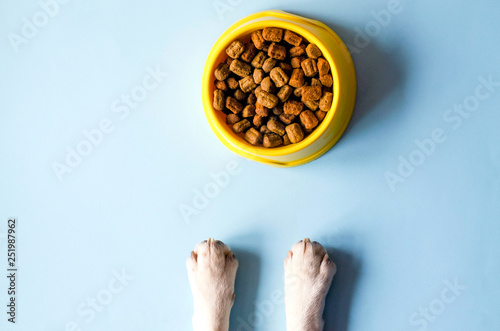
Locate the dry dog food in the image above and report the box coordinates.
[213,27,334,147]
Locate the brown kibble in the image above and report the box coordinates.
[277,85,293,102]
[280,62,293,73]
[251,30,265,50]
[234,89,245,101]
[241,43,257,62]
[253,114,264,127]
[239,76,256,93]
[213,89,225,111]
[279,113,296,125]
[268,43,286,60]
[272,105,283,116]
[260,77,275,93]
[257,90,279,109]
[291,57,305,68]
[263,133,283,148]
[270,67,289,88]
[247,93,257,105]
[233,119,251,133]
[242,104,256,117]
[301,86,322,101]
[317,58,330,76]
[226,57,234,66]
[300,109,319,130]
[301,58,318,77]
[289,45,305,57]
[255,103,270,117]
[226,77,238,89]
[267,117,286,136]
[319,74,333,87]
[230,59,252,77]
[285,123,305,143]
[215,80,227,91]
[304,100,319,111]
[289,69,305,88]
[226,96,243,113]
[244,128,263,145]
[306,44,322,58]
[226,40,245,59]
[315,110,327,122]
[311,78,322,87]
[293,86,304,97]
[284,100,303,115]
[262,27,283,42]
[260,125,272,134]
[214,63,230,81]
[254,86,263,97]
[251,51,267,68]
[284,30,303,46]
[283,134,291,145]
[226,113,240,125]
[253,68,265,84]
[319,92,333,111]
[262,58,278,73]
[262,43,269,52]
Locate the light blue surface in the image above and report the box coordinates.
[1,0,499,330]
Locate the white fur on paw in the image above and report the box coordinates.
[284,238,336,331]
[187,238,238,331]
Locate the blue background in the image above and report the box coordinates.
[1,0,499,330]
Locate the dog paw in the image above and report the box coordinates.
[187,238,238,331]
[284,238,336,331]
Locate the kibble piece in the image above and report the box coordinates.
[300,109,319,130]
[301,58,318,77]
[289,69,305,88]
[253,114,264,127]
[230,59,252,77]
[260,77,275,93]
[247,93,257,105]
[268,43,286,60]
[289,45,306,57]
[286,123,305,143]
[315,110,327,122]
[269,67,289,88]
[226,113,240,125]
[215,80,227,91]
[304,100,319,111]
[226,96,243,114]
[284,100,304,115]
[241,43,257,62]
[251,30,266,50]
[311,78,322,87]
[291,56,305,68]
[262,58,278,73]
[293,86,304,97]
[226,57,234,66]
[262,43,269,52]
[301,86,322,101]
[257,91,279,109]
[226,40,245,59]
[277,85,293,102]
[260,125,272,134]
[251,52,267,68]
[306,44,322,58]
[214,63,230,81]
[239,76,257,93]
[283,134,291,145]
[284,30,303,46]
[254,86,263,97]
[233,119,251,133]
[272,105,283,116]
[319,74,333,87]
[244,128,263,145]
[280,62,292,72]
[242,104,256,117]
[317,58,330,76]
[263,133,283,148]
[319,92,333,111]
[253,68,265,84]
[226,77,239,89]
[267,117,286,136]
[255,103,270,117]
[213,90,225,111]
[279,113,296,125]
[262,27,283,42]
[234,89,245,101]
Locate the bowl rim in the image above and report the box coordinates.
[202,11,342,157]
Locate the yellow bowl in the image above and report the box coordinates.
[202,10,356,167]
